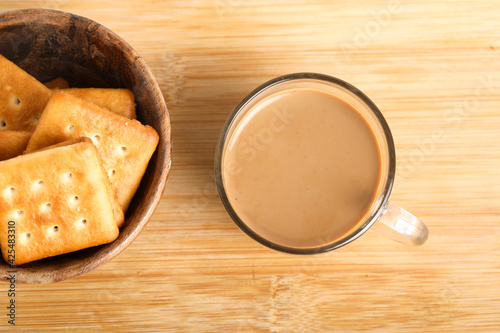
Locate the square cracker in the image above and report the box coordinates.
[0,130,31,161]
[43,79,136,119]
[26,91,159,213]
[34,137,125,228]
[0,54,52,132]
[62,88,136,119]
[0,138,120,265]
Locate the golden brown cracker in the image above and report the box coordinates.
[44,77,70,89]
[63,88,136,119]
[30,137,125,228]
[0,54,52,132]
[0,140,119,265]
[26,91,159,213]
[0,131,31,161]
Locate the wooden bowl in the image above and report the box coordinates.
[0,9,172,283]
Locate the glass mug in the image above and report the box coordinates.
[215,73,428,254]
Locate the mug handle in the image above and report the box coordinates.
[370,202,428,246]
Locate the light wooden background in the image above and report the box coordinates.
[1,0,500,332]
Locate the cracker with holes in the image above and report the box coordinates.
[26,91,159,213]
[62,88,136,119]
[0,54,52,132]
[0,130,31,161]
[35,137,125,228]
[0,138,120,265]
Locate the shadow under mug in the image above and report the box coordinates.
[215,73,428,254]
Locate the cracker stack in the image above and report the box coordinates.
[0,54,159,266]
[26,91,159,213]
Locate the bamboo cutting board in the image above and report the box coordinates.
[1,0,500,332]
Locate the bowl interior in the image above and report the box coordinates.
[0,9,171,283]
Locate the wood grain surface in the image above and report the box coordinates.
[1,0,499,331]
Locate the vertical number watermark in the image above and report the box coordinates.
[6,220,16,326]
